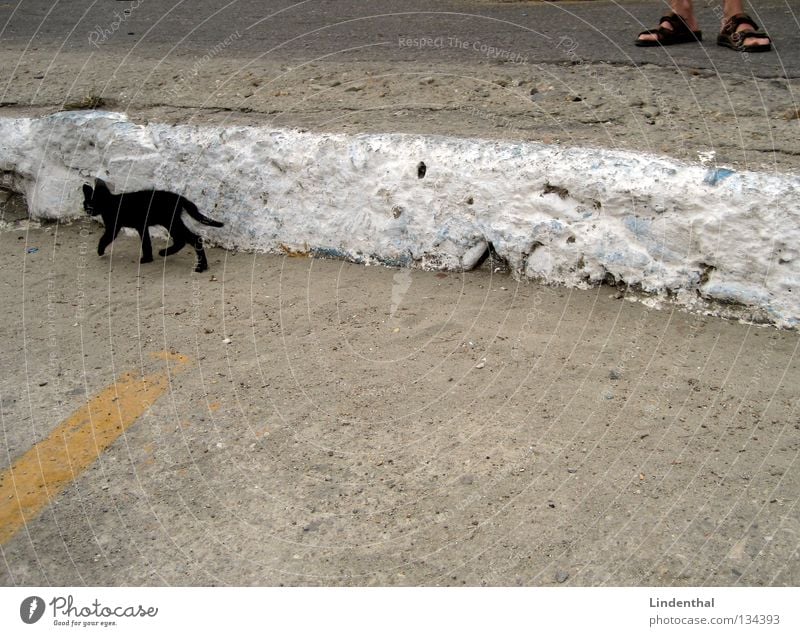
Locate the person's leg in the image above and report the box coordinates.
[721,0,770,49]
[637,1,700,44]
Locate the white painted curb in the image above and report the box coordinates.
[1,111,798,327]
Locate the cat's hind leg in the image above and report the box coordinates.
[187,232,209,272]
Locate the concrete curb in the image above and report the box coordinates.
[1,111,798,327]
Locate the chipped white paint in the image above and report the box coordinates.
[1,110,798,327]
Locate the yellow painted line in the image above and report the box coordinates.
[0,351,190,545]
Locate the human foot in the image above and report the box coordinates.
[718,13,771,52]
[636,13,702,47]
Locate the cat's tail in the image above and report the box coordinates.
[181,197,224,227]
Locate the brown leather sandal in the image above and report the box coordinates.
[717,13,771,53]
[635,13,702,47]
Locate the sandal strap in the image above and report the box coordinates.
[723,13,762,35]
[731,29,770,44]
[659,13,691,32]
[732,29,769,39]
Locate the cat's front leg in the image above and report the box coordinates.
[97,229,114,256]
[139,228,154,263]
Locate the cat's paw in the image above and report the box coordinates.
[140,256,154,264]
[194,263,208,273]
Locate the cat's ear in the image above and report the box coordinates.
[82,184,93,200]
[94,178,110,191]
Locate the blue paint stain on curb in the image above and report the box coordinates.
[310,247,349,261]
[375,255,413,268]
[703,168,736,186]
[310,247,413,269]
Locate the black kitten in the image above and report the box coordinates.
[82,178,223,272]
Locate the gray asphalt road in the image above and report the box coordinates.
[1,0,798,78]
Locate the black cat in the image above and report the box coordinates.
[82,178,223,272]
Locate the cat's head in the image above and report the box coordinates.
[82,178,111,216]
[81,184,96,215]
